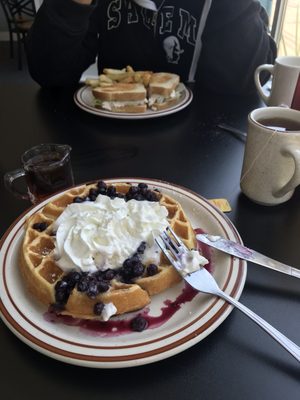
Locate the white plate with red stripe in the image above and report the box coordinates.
[0,178,246,368]
[74,83,193,119]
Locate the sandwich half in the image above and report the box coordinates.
[92,83,147,113]
[148,72,181,111]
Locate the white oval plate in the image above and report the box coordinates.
[0,178,246,368]
[74,83,193,119]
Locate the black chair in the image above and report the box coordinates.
[0,0,36,70]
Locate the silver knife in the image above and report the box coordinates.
[196,233,300,279]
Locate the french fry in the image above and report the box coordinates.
[85,78,101,88]
[106,72,135,81]
[86,67,153,89]
[103,67,127,75]
[126,65,134,73]
[98,74,113,83]
[98,82,114,87]
[133,72,143,83]
[119,76,135,83]
[142,72,152,87]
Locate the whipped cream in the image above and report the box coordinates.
[180,250,208,276]
[53,194,168,273]
[101,302,117,321]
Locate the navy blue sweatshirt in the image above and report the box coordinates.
[26,0,277,94]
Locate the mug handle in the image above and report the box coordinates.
[254,64,274,105]
[4,169,30,201]
[273,145,300,198]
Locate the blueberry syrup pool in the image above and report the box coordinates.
[44,228,213,337]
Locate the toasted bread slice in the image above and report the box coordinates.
[92,83,146,102]
[148,72,180,97]
[148,73,181,110]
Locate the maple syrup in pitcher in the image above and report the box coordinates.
[4,144,74,204]
[24,146,74,202]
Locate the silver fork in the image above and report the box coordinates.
[155,227,300,363]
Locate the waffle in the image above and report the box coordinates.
[20,181,196,320]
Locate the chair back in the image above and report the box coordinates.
[0,0,36,31]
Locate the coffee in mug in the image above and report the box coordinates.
[4,143,74,204]
[254,56,300,110]
[240,107,300,205]
[255,117,300,131]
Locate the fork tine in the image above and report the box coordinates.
[158,233,179,260]
[166,226,189,252]
[155,236,181,269]
[155,226,193,273]
[161,230,181,255]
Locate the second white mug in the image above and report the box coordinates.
[255,56,300,109]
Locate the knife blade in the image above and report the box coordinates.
[196,233,300,279]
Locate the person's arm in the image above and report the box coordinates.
[26,0,98,87]
[198,0,277,94]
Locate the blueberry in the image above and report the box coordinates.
[55,288,70,304]
[93,270,103,281]
[133,193,144,201]
[140,188,148,197]
[115,266,124,278]
[97,180,107,190]
[138,183,148,190]
[98,280,110,293]
[73,196,84,203]
[103,269,115,281]
[54,279,74,304]
[54,274,75,305]
[129,186,139,195]
[121,268,133,280]
[65,271,81,282]
[94,302,105,316]
[146,191,158,202]
[89,188,98,197]
[55,279,69,291]
[147,264,158,276]
[77,275,90,292]
[119,267,133,283]
[130,316,148,332]
[107,185,116,197]
[132,262,145,277]
[98,186,107,195]
[89,194,97,201]
[137,241,146,254]
[130,254,140,264]
[32,222,48,232]
[123,258,133,269]
[87,280,100,298]
[64,271,81,288]
[126,187,138,201]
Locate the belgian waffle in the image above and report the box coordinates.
[20,181,196,320]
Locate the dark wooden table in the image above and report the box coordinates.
[1,79,299,399]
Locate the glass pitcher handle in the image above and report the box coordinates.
[4,168,30,201]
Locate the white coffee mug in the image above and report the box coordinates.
[240,107,300,205]
[254,56,300,109]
